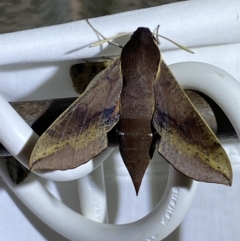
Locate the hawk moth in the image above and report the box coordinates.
[30,27,232,194]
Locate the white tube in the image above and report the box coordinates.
[0,0,239,66]
[170,61,240,138]
[2,61,239,240]
[0,158,197,241]
[0,95,39,160]
[78,164,109,223]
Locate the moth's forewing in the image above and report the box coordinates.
[30,58,122,170]
[153,60,232,185]
[70,61,113,94]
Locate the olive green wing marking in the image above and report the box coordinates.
[30,58,122,170]
[153,60,232,185]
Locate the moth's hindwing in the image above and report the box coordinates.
[70,60,113,94]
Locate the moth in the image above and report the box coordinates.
[29,27,232,194]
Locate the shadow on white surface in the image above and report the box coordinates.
[0,179,69,241]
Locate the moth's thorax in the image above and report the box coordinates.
[121,28,160,86]
[119,28,161,119]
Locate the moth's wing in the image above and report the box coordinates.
[10,100,52,126]
[153,60,232,185]
[30,58,122,170]
[70,60,113,94]
[6,157,30,184]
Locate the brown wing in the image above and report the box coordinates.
[70,60,113,94]
[30,58,122,170]
[153,60,232,185]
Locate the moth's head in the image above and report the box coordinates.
[132,27,158,45]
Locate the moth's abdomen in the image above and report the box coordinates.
[117,112,155,194]
[116,66,156,194]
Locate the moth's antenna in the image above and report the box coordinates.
[157,34,194,54]
[86,19,131,48]
[86,19,107,41]
[89,33,131,48]
[152,25,194,54]
[155,31,194,54]
[87,19,193,53]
